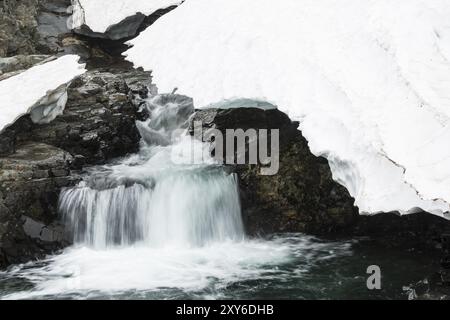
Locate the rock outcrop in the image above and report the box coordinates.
[0,0,160,269]
[0,143,76,266]
[36,0,73,54]
[190,107,359,235]
[0,0,40,57]
[71,2,180,41]
[4,68,151,164]
[0,0,118,67]
[0,67,152,268]
[0,0,72,57]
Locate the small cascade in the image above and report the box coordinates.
[0,96,355,300]
[58,94,245,249]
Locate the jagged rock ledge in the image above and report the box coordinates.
[0,67,152,268]
[190,107,359,235]
[71,0,181,41]
[189,107,450,299]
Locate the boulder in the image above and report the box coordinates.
[190,108,359,235]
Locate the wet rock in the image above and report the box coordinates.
[7,68,152,165]
[190,108,359,235]
[0,143,77,268]
[351,212,450,248]
[0,142,77,218]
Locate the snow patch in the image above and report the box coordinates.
[0,55,86,132]
[125,0,450,217]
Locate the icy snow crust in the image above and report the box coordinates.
[125,0,450,217]
[0,55,86,132]
[71,0,183,33]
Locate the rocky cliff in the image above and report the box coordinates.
[0,68,152,267]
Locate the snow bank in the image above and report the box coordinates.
[125,0,450,217]
[71,0,182,33]
[0,55,86,132]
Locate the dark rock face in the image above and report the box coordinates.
[7,68,152,164]
[0,0,158,269]
[72,6,179,41]
[351,212,450,299]
[353,212,450,248]
[0,0,40,57]
[190,108,359,235]
[190,107,450,299]
[0,55,53,80]
[0,143,77,266]
[399,232,450,300]
[0,68,151,269]
[0,0,115,66]
[0,0,72,57]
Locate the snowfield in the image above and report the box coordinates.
[71,0,183,33]
[0,55,86,132]
[125,0,450,217]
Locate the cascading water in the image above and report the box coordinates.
[0,94,433,300]
[58,94,244,249]
[60,172,244,249]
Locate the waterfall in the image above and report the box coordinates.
[58,94,245,249]
[0,95,353,300]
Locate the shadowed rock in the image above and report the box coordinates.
[4,68,152,163]
[190,107,359,235]
[0,67,153,269]
[0,143,77,267]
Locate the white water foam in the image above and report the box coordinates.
[1,236,351,299]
